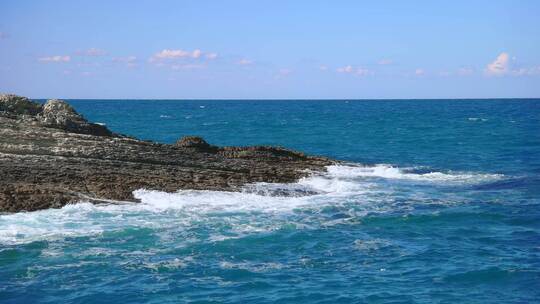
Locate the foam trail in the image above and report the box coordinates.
[320,164,503,184]
[132,189,314,213]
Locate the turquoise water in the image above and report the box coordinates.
[1,99,539,303]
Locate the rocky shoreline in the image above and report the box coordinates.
[0,94,335,213]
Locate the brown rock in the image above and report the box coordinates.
[0,95,336,213]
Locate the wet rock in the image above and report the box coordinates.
[0,95,335,212]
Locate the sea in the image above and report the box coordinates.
[1,99,539,303]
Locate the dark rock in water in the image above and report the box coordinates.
[0,94,335,213]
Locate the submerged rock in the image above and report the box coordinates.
[0,94,335,213]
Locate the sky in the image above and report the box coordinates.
[1,0,540,99]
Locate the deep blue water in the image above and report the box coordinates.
[1,99,539,303]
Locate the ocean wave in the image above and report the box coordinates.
[321,164,503,185]
[0,190,314,245]
[0,164,504,245]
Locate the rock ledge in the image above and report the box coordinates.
[0,94,335,213]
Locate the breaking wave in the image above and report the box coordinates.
[321,164,503,184]
[0,164,503,245]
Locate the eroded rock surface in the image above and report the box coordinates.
[0,94,334,212]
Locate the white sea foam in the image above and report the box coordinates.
[322,164,503,184]
[0,164,503,245]
[219,261,284,273]
[132,188,313,213]
[468,117,488,122]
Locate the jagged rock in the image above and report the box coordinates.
[0,94,42,116]
[0,95,335,213]
[37,99,112,136]
[0,94,112,136]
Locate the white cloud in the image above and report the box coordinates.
[319,65,328,71]
[378,59,393,65]
[153,49,190,59]
[484,52,540,77]
[415,68,425,76]
[337,65,353,73]
[150,49,212,62]
[192,49,202,58]
[237,58,253,65]
[38,55,71,63]
[337,65,372,76]
[356,68,371,76]
[485,52,510,76]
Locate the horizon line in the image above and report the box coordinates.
[28,97,540,101]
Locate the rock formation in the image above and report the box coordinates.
[0,94,334,213]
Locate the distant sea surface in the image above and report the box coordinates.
[1,99,539,303]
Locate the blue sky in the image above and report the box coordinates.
[1,0,539,99]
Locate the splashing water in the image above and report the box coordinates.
[0,164,504,246]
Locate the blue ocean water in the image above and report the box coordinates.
[1,99,539,303]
